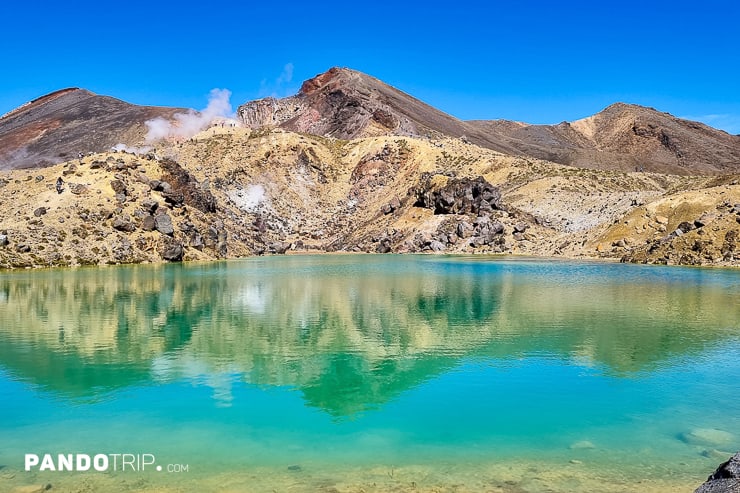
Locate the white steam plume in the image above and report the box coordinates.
[228,184,266,212]
[145,89,235,143]
[112,143,152,154]
[258,63,296,98]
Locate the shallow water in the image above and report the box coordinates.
[0,255,738,492]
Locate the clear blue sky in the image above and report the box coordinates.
[2,1,739,133]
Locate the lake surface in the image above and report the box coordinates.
[0,255,738,492]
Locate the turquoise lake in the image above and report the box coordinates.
[0,255,739,492]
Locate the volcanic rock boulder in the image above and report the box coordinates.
[161,240,184,262]
[154,213,174,236]
[158,158,216,213]
[412,175,502,216]
[695,452,740,493]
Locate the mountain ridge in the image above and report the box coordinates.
[238,67,740,175]
[2,67,738,174]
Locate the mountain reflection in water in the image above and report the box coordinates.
[0,255,738,417]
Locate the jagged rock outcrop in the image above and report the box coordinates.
[695,453,740,493]
[158,158,217,213]
[238,97,307,128]
[412,174,502,216]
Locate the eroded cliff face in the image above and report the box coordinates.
[238,97,308,128]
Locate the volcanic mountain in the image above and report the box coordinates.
[2,68,739,175]
[238,67,740,175]
[0,88,180,170]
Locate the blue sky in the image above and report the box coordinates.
[1,1,739,133]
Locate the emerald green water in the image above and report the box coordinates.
[0,255,739,492]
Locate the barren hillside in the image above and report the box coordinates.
[0,89,181,170]
[1,125,738,269]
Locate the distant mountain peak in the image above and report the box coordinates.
[238,67,466,140]
[298,66,355,95]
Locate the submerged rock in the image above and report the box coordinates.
[681,428,735,447]
[569,440,596,450]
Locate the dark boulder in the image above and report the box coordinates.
[190,232,204,250]
[112,215,136,232]
[428,240,446,252]
[110,179,127,195]
[162,190,185,207]
[268,242,290,254]
[695,453,740,493]
[154,213,174,236]
[161,240,184,261]
[141,215,156,231]
[412,175,502,216]
[457,221,474,238]
[141,198,159,214]
[158,158,217,213]
[677,221,695,234]
[376,237,392,253]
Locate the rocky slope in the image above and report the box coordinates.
[0,88,180,170]
[1,123,738,269]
